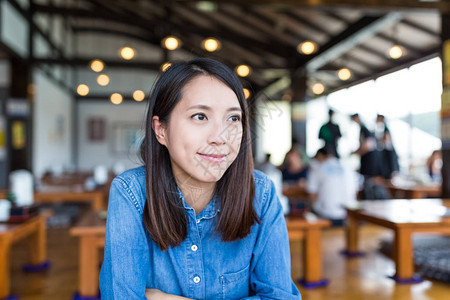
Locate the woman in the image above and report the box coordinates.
[99,58,301,299]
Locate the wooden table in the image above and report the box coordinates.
[35,186,106,210]
[344,199,450,283]
[70,211,331,296]
[385,181,441,199]
[0,215,48,299]
[70,211,106,298]
[286,215,331,288]
[1,187,107,210]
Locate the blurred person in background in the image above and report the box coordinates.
[307,147,358,226]
[318,109,342,158]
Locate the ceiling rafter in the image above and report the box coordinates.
[306,13,402,72]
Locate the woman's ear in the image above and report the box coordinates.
[152,116,167,146]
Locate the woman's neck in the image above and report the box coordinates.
[175,176,216,215]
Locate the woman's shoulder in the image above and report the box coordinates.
[252,169,275,208]
[111,166,147,213]
[114,166,146,183]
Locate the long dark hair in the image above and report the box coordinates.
[141,58,257,251]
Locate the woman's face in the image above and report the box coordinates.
[154,75,243,186]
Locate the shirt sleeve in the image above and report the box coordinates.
[100,178,150,300]
[247,178,302,299]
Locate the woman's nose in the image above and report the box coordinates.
[207,121,227,145]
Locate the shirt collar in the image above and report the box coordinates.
[177,187,221,219]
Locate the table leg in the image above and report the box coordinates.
[92,194,104,211]
[342,213,364,257]
[79,236,100,297]
[0,238,11,299]
[300,227,328,288]
[392,227,422,283]
[29,217,47,265]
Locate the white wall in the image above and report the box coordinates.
[77,101,148,171]
[33,69,74,177]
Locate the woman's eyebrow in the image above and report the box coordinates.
[187,105,242,112]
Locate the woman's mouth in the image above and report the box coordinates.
[197,153,227,163]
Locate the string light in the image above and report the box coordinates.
[97,74,110,86]
[110,93,123,105]
[133,90,145,102]
[312,83,325,95]
[77,84,89,96]
[90,60,104,72]
[120,47,135,60]
[162,36,181,50]
[389,45,403,59]
[202,38,221,52]
[161,62,172,72]
[338,68,352,81]
[236,65,251,77]
[297,41,317,55]
[243,88,250,99]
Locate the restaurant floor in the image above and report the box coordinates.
[9,223,450,300]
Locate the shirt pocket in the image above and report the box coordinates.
[219,264,250,300]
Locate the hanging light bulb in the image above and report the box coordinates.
[97,74,110,86]
[338,68,352,81]
[236,65,251,77]
[133,90,145,102]
[77,84,89,96]
[90,60,104,72]
[243,88,250,99]
[162,36,181,50]
[110,93,123,105]
[202,38,221,52]
[297,41,317,55]
[161,62,172,72]
[120,46,135,60]
[312,83,325,95]
[389,45,403,59]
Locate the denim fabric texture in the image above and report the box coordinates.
[100,166,301,299]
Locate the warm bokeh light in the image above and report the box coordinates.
[133,90,145,102]
[77,84,89,96]
[120,46,135,60]
[90,60,104,72]
[338,68,352,81]
[110,93,123,105]
[297,41,317,55]
[389,45,403,59]
[312,83,325,95]
[161,62,172,72]
[243,88,250,99]
[202,38,221,52]
[236,65,251,77]
[162,36,180,50]
[97,74,110,86]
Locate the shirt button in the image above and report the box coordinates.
[191,245,198,252]
[196,219,200,224]
[193,276,200,283]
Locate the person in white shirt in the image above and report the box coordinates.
[307,147,358,226]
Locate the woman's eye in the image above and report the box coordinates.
[192,113,207,121]
[229,115,241,122]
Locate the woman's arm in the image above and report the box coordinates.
[100,178,150,299]
[145,289,193,300]
[246,178,302,299]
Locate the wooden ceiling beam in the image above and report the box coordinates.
[175,0,450,13]
[306,12,402,72]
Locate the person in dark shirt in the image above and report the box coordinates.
[375,114,399,179]
[318,109,342,158]
[351,113,382,177]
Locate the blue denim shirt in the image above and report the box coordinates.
[100,166,301,299]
